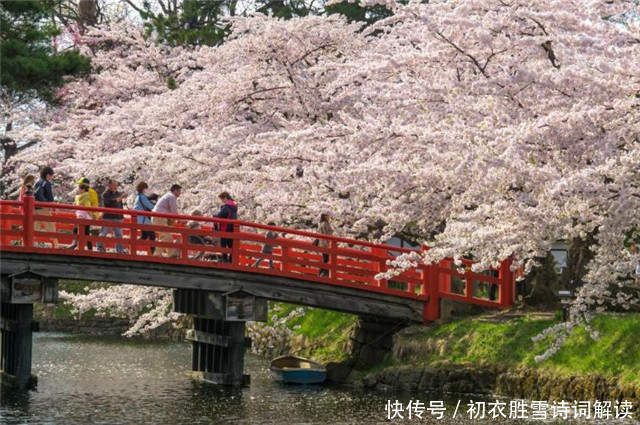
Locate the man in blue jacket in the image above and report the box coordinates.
[217,191,237,263]
[33,166,59,248]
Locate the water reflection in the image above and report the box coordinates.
[0,333,635,424]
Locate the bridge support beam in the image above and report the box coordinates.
[174,288,266,386]
[187,317,250,386]
[0,273,58,389]
[0,303,37,389]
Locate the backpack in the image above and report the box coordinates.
[33,180,47,202]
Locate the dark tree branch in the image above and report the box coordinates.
[435,31,489,78]
[234,86,288,105]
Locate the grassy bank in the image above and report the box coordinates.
[271,303,357,362]
[391,313,640,384]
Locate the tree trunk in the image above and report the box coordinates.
[78,0,97,31]
[561,235,596,291]
[523,253,561,308]
[522,234,596,308]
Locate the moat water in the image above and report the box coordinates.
[0,333,635,424]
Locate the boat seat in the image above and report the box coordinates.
[281,363,314,370]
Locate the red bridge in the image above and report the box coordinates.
[0,196,516,388]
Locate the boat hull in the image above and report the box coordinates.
[270,368,326,384]
[269,355,327,384]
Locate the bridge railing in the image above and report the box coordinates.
[0,197,516,321]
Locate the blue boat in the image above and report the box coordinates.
[270,355,326,384]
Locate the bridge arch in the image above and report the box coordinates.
[0,196,515,388]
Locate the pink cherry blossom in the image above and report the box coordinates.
[4,1,639,356]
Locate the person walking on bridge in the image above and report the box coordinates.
[68,183,93,251]
[152,184,182,258]
[19,174,36,204]
[33,167,60,249]
[96,179,127,254]
[18,175,36,244]
[134,181,157,254]
[216,191,237,263]
[77,177,101,219]
[318,213,333,277]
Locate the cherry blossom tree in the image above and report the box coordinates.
[60,283,180,336]
[4,0,639,355]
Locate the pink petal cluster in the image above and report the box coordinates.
[5,1,639,354]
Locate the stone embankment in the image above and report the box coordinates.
[348,312,640,407]
[38,318,131,335]
[36,317,188,339]
[355,364,639,406]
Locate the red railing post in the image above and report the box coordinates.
[329,240,338,280]
[373,247,387,288]
[422,264,440,322]
[419,245,428,295]
[499,257,515,307]
[0,205,6,246]
[23,195,35,249]
[465,275,473,300]
[231,224,240,266]
[0,204,8,246]
[78,218,87,252]
[282,244,290,272]
[439,258,452,294]
[129,214,138,258]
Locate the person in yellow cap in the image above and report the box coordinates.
[67,183,93,250]
[77,177,101,219]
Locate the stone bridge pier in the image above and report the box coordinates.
[350,317,407,370]
[0,274,268,389]
[326,316,408,383]
[173,288,267,386]
[1,272,58,389]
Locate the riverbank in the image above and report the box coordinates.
[353,312,640,405]
[37,318,131,335]
[277,304,356,362]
